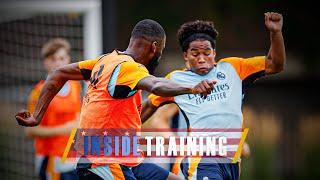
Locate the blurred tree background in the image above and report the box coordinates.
[0,0,318,179]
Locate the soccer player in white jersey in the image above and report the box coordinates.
[141,12,285,180]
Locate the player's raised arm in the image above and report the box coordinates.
[264,12,286,74]
[15,62,85,127]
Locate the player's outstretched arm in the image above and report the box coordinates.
[15,63,84,127]
[264,12,286,74]
[25,119,78,137]
[136,76,216,98]
[139,77,215,122]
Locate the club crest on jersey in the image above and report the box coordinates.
[217,72,226,80]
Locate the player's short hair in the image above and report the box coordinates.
[131,19,166,43]
[177,20,219,52]
[41,38,71,59]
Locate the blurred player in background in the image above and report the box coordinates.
[25,38,80,180]
[142,12,285,179]
[16,19,216,180]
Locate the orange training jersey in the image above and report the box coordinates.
[78,50,150,166]
[78,50,150,130]
[28,80,81,156]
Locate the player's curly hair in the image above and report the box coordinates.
[177,20,218,52]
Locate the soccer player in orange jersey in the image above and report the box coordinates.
[25,38,81,180]
[16,19,216,180]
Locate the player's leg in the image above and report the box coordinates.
[196,163,224,180]
[196,162,240,180]
[171,157,184,176]
[46,156,63,180]
[180,157,226,180]
[60,170,79,180]
[35,155,48,180]
[76,168,103,180]
[77,163,136,180]
[35,155,77,180]
[132,162,181,180]
[53,157,78,180]
[221,162,240,180]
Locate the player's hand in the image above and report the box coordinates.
[241,142,251,158]
[15,109,39,127]
[265,12,283,33]
[191,80,216,98]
